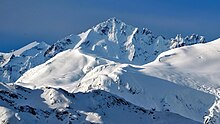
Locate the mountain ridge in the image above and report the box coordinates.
[44,17,206,64]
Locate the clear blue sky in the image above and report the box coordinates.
[1,0,220,52]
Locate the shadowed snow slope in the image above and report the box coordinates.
[0,83,200,124]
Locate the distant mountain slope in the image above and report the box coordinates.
[0,41,50,83]
[0,82,200,124]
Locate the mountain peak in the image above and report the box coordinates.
[93,17,128,36]
[170,34,206,49]
[106,17,123,24]
[99,17,124,25]
[93,17,152,37]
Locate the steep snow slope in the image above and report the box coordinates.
[13,41,43,56]
[0,82,200,124]
[0,53,11,67]
[16,48,215,123]
[0,42,50,83]
[140,38,220,123]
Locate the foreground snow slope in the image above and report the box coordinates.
[16,48,215,123]
[0,82,200,124]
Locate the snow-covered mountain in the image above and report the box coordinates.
[44,18,205,65]
[1,18,215,123]
[0,18,205,83]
